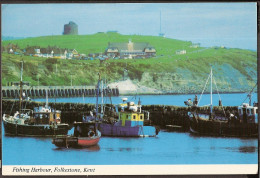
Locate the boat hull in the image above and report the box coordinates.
[78,136,100,147]
[98,123,157,137]
[52,131,101,148]
[189,114,258,137]
[52,136,78,147]
[3,119,69,137]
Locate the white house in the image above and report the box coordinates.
[176,50,186,55]
[190,43,200,48]
[34,49,43,57]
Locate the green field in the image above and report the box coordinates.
[2,32,198,55]
[1,33,257,93]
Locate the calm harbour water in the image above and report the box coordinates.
[2,93,258,165]
[31,92,257,106]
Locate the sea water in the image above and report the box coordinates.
[31,92,257,106]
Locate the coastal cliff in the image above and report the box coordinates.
[2,33,257,94]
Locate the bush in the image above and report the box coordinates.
[45,58,58,64]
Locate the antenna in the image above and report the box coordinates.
[160,11,162,33]
[159,11,165,37]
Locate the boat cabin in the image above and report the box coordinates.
[238,103,258,124]
[73,122,96,137]
[118,102,144,127]
[32,106,61,125]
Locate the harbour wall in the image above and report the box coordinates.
[2,100,238,129]
[2,86,119,98]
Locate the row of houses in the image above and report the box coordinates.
[3,40,157,60]
[2,44,23,55]
[27,46,80,59]
[2,44,82,59]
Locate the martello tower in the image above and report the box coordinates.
[63,21,78,35]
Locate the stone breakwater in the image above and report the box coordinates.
[2,100,238,128]
[2,85,119,98]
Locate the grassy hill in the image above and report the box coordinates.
[1,33,257,94]
[2,32,197,55]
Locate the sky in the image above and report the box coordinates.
[1,3,257,50]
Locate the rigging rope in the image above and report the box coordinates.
[213,76,226,117]
[241,82,257,105]
[198,72,211,106]
[7,92,18,115]
[22,86,34,111]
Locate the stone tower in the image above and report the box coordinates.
[63,21,78,35]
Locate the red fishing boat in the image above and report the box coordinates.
[52,122,101,148]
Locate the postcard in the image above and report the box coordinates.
[1,2,258,176]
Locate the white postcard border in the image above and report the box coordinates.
[2,164,258,175]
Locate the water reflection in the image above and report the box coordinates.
[86,145,100,152]
[239,146,257,153]
[222,146,257,153]
[53,144,100,152]
[106,147,142,152]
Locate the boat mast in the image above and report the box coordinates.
[95,73,101,120]
[94,73,101,136]
[101,79,103,117]
[249,93,252,106]
[210,67,213,114]
[19,61,23,118]
[45,89,48,107]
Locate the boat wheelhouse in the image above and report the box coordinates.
[118,102,145,127]
[238,103,258,124]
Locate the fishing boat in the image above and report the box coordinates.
[186,67,258,137]
[84,74,159,137]
[98,98,160,137]
[52,121,101,148]
[52,74,102,147]
[3,61,69,136]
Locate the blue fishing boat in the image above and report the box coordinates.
[98,99,159,137]
[84,74,159,137]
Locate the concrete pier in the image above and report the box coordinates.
[2,85,119,98]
